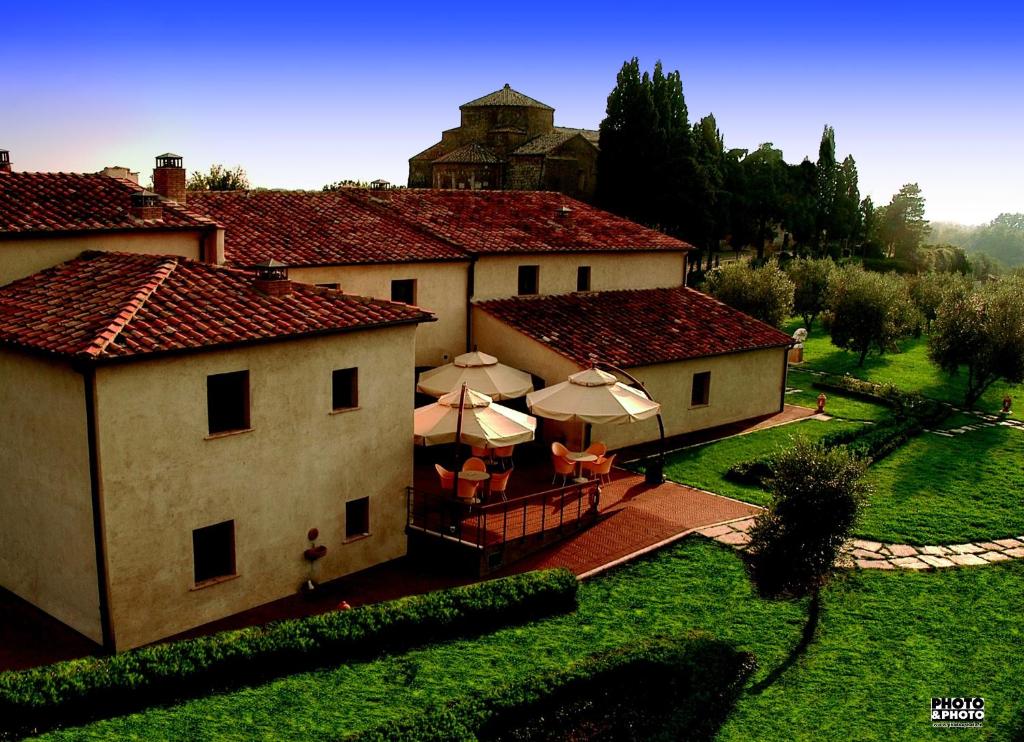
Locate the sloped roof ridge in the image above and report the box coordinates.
[343,189,472,258]
[82,253,179,357]
[461,84,554,111]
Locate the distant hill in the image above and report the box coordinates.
[930,214,1024,268]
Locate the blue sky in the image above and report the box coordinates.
[4,1,1021,224]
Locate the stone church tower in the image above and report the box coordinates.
[408,84,599,201]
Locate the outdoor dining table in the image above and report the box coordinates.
[564,451,597,483]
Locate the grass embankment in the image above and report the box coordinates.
[786,318,1023,412]
[35,541,1024,741]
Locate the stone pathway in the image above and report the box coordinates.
[698,516,1024,571]
[926,407,1023,437]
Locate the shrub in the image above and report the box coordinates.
[827,264,920,365]
[349,633,756,741]
[747,441,870,598]
[0,569,577,736]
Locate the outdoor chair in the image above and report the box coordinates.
[493,445,515,470]
[456,477,481,502]
[470,444,491,461]
[585,442,607,458]
[551,441,572,459]
[435,463,455,490]
[551,452,575,486]
[463,457,487,472]
[582,453,616,484]
[489,468,513,501]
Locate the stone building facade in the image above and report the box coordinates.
[408,85,599,201]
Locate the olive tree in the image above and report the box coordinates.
[827,264,918,365]
[786,257,834,330]
[929,277,1024,408]
[705,259,794,328]
[747,440,869,600]
[187,164,250,191]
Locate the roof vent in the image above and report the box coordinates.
[555,205,573,223]
[0,149,9,173]
[130,190,164,221]
[153,153,186,204]
[155,153,183,169]
[253,259,292,296]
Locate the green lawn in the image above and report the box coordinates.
[787,318,1023,413]
[860,424,1024,544]
[36,541,1024,741]
[786,368,893,421]
[662,418,864,507]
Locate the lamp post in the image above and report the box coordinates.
[593,361,666,485]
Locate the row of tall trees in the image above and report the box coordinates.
[597,59,933,268]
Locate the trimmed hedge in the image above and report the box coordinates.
[726,373,950,486]
[0,568,577,737]
[349,633,756,741]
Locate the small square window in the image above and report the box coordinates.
[577,266,591,292]
[332,367,359,410]
[346,497,370,539]
[518,265,539,295]
[316,282,341,290]
[207,371,249,435]
[192,520,235,584]
[691,371,711,406]
[391,279,416,305]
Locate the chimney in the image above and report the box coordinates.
[0,150,10,173]
[130,191,164,221]
[100,165,140,184]
[555,204,573,226]
[253,259,292,296]
[153,153,186,204]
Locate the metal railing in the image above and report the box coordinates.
[406,479,600,555]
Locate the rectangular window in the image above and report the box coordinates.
[192,520,235,584]
[691,371,711,407]
[316,282,341,290]
[207,371,249,435]
[332,367,359,410]
[518,265,539,295]
[346,497,370,539]
[576,266,591,292]
[391,279,416,305]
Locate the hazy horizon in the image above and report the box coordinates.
[4,1,1021,226]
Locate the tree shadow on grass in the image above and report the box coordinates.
[745,589,821,696]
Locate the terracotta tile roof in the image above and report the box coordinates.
[461,84,553,110]
[410,140,450,162]
[0,251,433,361]
[434,143,500,164]
[0,172,218,235]
[513,129,600,156]
[184,190,467,267]
[354,190,693,255]
[475,287,793,368]
[554,127,600,146]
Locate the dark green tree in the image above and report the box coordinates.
[779,159,818,254]
[877,183,930,265]
[827,264,919,365]
[786,257,834,330]
[740,144,786,260]
[705,259,794,327]
[747,440,869,600]
[833,155,861,251]
[597,59,704,242]
[814,125,838,251]
[929,277,1024,407]
[186,164,250,191]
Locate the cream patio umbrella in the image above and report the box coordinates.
[414,386,537,448]
[526,368,661,425]
[416,351,534,401]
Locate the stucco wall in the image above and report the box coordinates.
[472,251,687,301]
[289,263,468,367]
[0,351,101,642]
[94,326,418,649]
[0,231,205,286]
[473,307,787,450]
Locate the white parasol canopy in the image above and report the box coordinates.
[414,387,537,447]
[526,368,661,425]
[416,351,534,401]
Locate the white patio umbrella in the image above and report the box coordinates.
[526,368,660,424]
[414,386,537,448]
[416,351,534,401]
